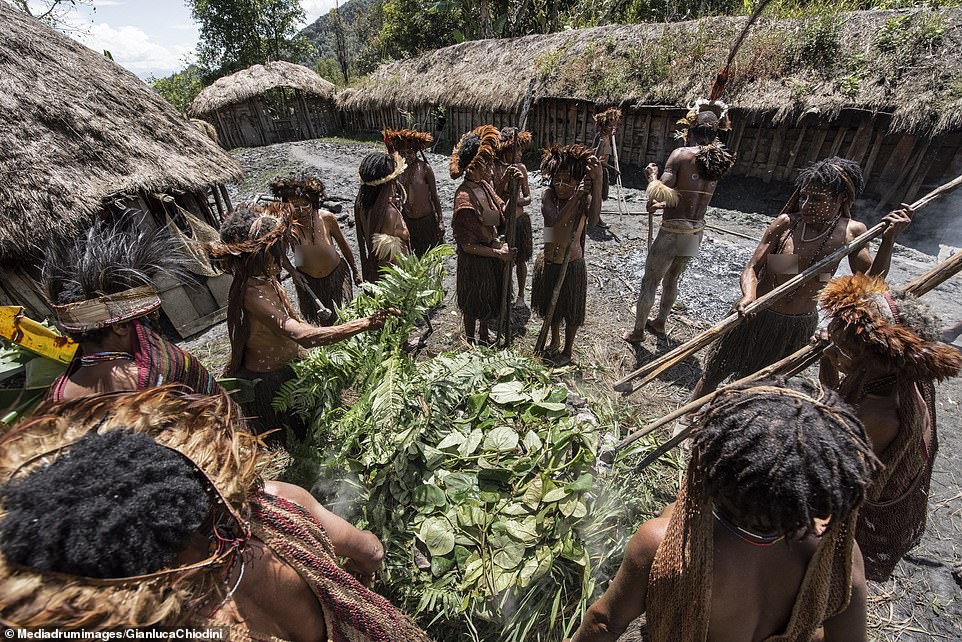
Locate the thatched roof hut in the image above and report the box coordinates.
[190,61,339,149]
[339,8,962,207]
[0,3,241,336]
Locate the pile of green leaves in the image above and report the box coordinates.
[276,247,677,641]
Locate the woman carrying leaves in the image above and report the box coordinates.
[450,125,522,345]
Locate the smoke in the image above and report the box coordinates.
[875,189,962,257]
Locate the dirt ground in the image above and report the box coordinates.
[183,138,962,641]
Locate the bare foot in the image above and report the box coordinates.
[546,341,561,354]
[645,320,667,339]
[622,329,645,344]
[514,297,527,308]
[551,353,573,367]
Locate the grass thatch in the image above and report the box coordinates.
[0,4,243,260]
[189,61,336,117]
[339,8,962,136]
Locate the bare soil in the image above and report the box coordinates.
[183,138,962,641]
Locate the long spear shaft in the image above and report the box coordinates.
[613,171,962,393]
[626,249,962,471]
[498,177,520,347]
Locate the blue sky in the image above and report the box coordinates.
[34,0,338,79]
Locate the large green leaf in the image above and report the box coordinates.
[482,426,519,452]
[419,516,456,556]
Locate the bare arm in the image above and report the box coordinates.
[859,209,912,278]
[244,285,390,348]
[327,213,362,283]
[569,516,666,642]
[517,164,532,207]
[264,481,384,575]
[821,543,868,642]
[659,149,684,188]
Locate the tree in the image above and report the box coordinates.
[4,0,93,31]
[187,0,314,80]
[150,66,205,114]
[331,4,351,84]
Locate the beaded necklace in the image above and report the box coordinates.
[79,351,134,367]
[713,507,786,547]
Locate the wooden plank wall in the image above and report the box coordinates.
[341,101,960,208]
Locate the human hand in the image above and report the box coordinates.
[735,295,755,317]
[354,272,363,286]
[506,165,524,183]
[495,245,517,262]
[647,200,665,214]
[810,327,830,345]
[882,206,913,240]
[342,558,377,586]
[369,308,402,328]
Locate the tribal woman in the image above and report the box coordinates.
[0,387,430,641]
[271,174,361,325]
[43,215,220,400]
[384,128,445,257]
[450,125,522,345]
[571,379,878,642]
[820,273,961,581]
[354,151,411,282]
[493,126,533,307]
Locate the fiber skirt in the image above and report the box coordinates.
[456,250,509,322]
[234,364,307,446]
[295,259,353,326]
[500,211,533,264]
[700,307,818,388]
[405,213,442,257]
[531,254,587,328]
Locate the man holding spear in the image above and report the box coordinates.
[622,103,735,343]
[690,157,912,398]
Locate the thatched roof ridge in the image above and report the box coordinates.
[190,61,336,116]
[0,4,242,260]
[340,8,962,135]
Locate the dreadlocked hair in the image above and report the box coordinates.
[0,429,209,579]
[358,151,399,210]
[695,142,736,181]
[691,377,879,538]
[539,144,594,184]
[42,213,191,342]
[796,156,864,202]
[497,127,532,159]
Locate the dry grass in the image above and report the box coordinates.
[0,4,242,260]
[189,61,336,117]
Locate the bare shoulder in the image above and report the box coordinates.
[668,147,696,163]
[627,511,671,565]
[768,213,794,235]
[846,218,868,238]
[264,480,314,508]
[320,209,339,227]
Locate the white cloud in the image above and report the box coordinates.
[301,0,338,23]
[77,22,192,76]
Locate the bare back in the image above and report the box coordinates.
[294,210,343,279]
[242,279,303,372]
[661,147,718,223]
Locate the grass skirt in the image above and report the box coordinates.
[531,254,587,328]
[295,259,353,326]
[405,213,442,257]
[234,364,307,446]
[700,307,817,389]
[456,250,509,322]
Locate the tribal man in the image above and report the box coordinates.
[271,174,362,325]
[44,216,220,401]
[532,145,600,366]
[0,387,430,641]
[623,102,735,343]
[493,127,533,307]
[354,151,411,282]
[691,157,913,398]
[385,128,445,257]
[212,203,397,443]
[820,274,961,581]
[451,125,522,345]
[570,379,878,642]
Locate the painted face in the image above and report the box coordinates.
[552,170,576,201]
[825,321,861,374]
[401,148,417,164]
[798,185,844,225]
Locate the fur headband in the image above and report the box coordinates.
[383,128,433,153]
[820,274,962,381]
[498,127,532,154]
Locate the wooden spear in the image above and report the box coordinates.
[613,172,962,394]
[624,248,962,471]
[498,177,520,347]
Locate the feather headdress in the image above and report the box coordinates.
[383,128,433,153]
[539,144,595,184]
[498,127,532,154]
[450,125,501,179]
[593,108,622,136]
[820,274,961,381]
